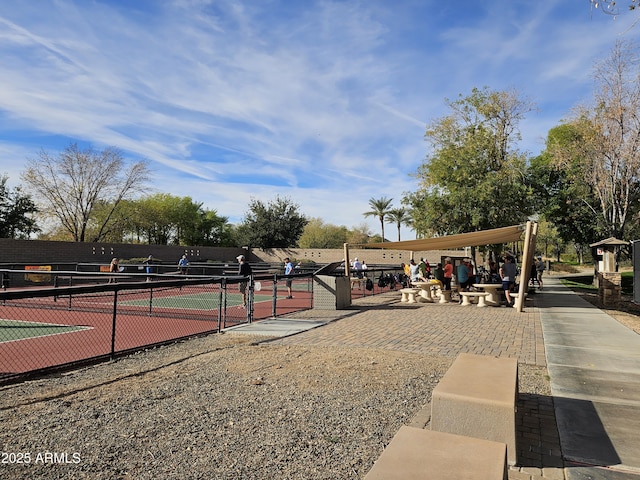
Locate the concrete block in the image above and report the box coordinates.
[365,426,507,480]
[431,353,518,465]
[313,275,351,309]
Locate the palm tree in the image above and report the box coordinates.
[387,207,412,241]
[364,197,393,242]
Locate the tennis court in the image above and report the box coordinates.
[0,266,406,384]
[0,273,315,383]
[0,319,91,343]
[119,290,276,310]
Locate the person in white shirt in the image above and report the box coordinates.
[284,257,294,299]
[352,257,363,278]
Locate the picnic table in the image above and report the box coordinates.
[472,283,502,306]
[411,279,443,302]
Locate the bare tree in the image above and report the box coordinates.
[553,41,640,240]
[22,143,150,242]
[590,0,639,16]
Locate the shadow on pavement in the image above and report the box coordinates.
[554,396,621,467]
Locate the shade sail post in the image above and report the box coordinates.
[343,243,350,277]
[516,221,537,313]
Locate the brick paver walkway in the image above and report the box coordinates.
[267,290,564,479]
[271,291,545,366]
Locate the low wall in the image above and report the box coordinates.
[0,239,469,268]
[0,239,246,265]
[251,247,469,267]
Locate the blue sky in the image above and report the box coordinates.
[1,0,638,240]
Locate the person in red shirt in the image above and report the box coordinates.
[443,257,453,290]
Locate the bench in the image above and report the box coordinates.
[438,289,452,303]
[400,288,421,303]
[364,426,508,480]
[508,292,527,308]
[459,291,489,307]
[430,353,518,465]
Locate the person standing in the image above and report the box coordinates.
[237,254,252,308]
[178,255,189,274]
[418,258,427,280]
[109,258,119,283]
[144,255,153,281]
[456,259,470,293]
[434,263,444,284]
[284,257,294,299]
[500,255,518,307]
[467,258,475,285]
[535,255,545,290]
[489,260,500,283]
[352,257,363,278]
[409,259,424,282]
[443,258,453,290]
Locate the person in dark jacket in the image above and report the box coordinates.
[237,254,252,307]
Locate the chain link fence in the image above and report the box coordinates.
[0,266,400,384]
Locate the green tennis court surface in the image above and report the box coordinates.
[119,292,278,309]
[0,319,90,343]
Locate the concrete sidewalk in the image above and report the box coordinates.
[538,277,640,479]
[223,316,333,337]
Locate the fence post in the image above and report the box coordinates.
[217,281,224,332]
[247,275,254,323]
[110,289,118,360]
[272,273,278,318]
[222,278,227,329]
[148,287,153,316]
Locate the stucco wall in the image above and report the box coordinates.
[250,247,469,267]
[0,238,246,265]
[0,238,469,267]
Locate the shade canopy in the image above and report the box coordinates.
[359,224,527,252]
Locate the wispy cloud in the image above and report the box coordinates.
[1,0,640,238]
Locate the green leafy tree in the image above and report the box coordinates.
[134,194,177,245]
[534,220,566,260]
[405,87,534,239]
[298,218,348,248]
[85,199,132,243]
[187,209,234,246]
[386,207,412,241]
[237,196,308,249]
[21,143,149,242]
[0,175,39,239]
[126,194,232,246]
[364,197,393,242]
[528,125,603,255]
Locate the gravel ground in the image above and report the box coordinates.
[3,273,638,480]
[0,329,550,480]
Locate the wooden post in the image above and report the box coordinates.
[516,221,536,313]
[343,243,350,277]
